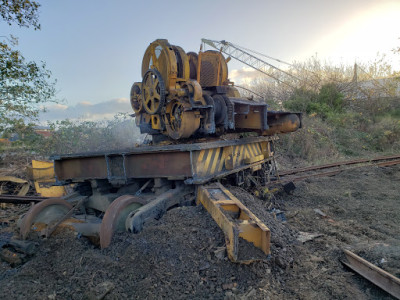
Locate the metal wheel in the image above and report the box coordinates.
[19,198,73,239]
[142,69,166,115]
[165,101,200,140]
[212,94,227,125]
[99,195,145,249]
[130,82,143,114]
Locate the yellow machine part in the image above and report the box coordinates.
[29,160,66,197]
[197,182,270,263]
[130,82,143,114]
[193,140,270,178]
[0,176,29,196]
[141,39,190,91]
[165,101,201,139]
[197,50,228,87]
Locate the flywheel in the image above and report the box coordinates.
[142,69,166,115]
[165,101,200,140]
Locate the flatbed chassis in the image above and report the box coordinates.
[22,136,277,263]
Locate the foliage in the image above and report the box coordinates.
[0,0,41,29]
[0,0,57,133]
[0,38,56,132]
[23,114,144,156]
[284,83,344,119]
[262,51,400,162]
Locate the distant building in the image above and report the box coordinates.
[34,126,53,138]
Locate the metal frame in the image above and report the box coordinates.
[52,136,274,185]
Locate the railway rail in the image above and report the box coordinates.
[273,154,400,185]
[343,250,400,299]
[0,195,49,204]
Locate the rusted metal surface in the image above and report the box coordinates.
[46,196,88,238]
[52,136,274,184]
[126,184,194,234]
[124,152,191,178]
[279,154,400,176]
[20,198,73,239]
[197,182,270,263]
[0,195,48,204]
[376,159,400,167]
[100,195,146,249]
[343,249,400,299]
[274,154,400,185]
[54,156,108,181]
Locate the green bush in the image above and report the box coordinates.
[283,83,344,120]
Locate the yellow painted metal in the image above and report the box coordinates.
[165,101,200,139]
[141,39,179,91]
[29,160,55,181]
[0,176,29,196]
[261,113,301,135]
[197,51,228,87]
[151,115,162,130]
[29,160,66,197]
[33,182,66,197]
[194,141,266,177]
[244,154,264,164]
[197,182,270,263]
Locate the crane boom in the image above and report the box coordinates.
[201,39,300,87]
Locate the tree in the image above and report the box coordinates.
[0,0,57,133]
[0,0,41,29]
[0,38,56,132]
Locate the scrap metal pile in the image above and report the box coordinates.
[131,39,301,140]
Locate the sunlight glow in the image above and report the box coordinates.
[312,2,400,68]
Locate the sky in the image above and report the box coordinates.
[1,0,399,121]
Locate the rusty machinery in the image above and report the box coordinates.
[18,39,302,263]
[131,39,301,140]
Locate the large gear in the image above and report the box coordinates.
[141,69,166,115]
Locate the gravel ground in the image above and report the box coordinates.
[0,164,399,299]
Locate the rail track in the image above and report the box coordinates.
[0,194,49,204]
[272,154,400,185]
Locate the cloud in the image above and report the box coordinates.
[229,67,261,84]
[40,98,131,122]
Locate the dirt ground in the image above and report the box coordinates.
[0,162,399,299]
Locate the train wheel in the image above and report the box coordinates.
[19,198,73,239]
[99,195,145,249]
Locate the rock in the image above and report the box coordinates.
[0,248,24,266]
[275,255,287,269]
[84,281,115,300]
[222,282,238,290]
[214,247,226,260]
